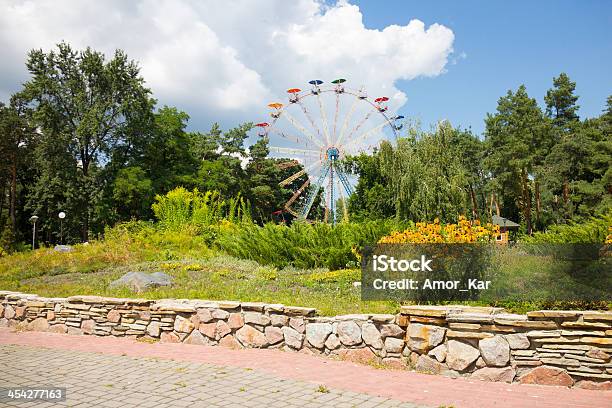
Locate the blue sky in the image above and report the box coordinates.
[353,0,612,135]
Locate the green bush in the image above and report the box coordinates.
[215,219,401,270]
[522,212,611,243]
[152,187,251,232]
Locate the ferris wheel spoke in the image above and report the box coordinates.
[280,110,325,148]
[332,92,340,145]
[268,127,314,148]
[342,108,376,146]
[297,100,325,145]
[335,96,359,146]
[316,93,332,146]
[341,120,390,149]
[279,160,321,187]
[269,146,321,157]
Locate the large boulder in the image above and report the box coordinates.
[407,323,446,353]
[53,245,74,253]
[446,340,480,371]
[109,271,172,293]
[518,366,574,387]
[479,335,510,367]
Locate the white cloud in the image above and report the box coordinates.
[0,0,455,132]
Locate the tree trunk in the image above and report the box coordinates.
[469,185,478,219]
[522,168,532,235]
[535,179,541,229]
[9,152,17,234]
[562,176,570,219]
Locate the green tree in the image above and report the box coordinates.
[544,73,580,130]
[484,85,554,233]
[20,42,154,241]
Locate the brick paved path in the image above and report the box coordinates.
[1,328,610,408]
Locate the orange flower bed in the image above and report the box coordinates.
[378,216,500,244]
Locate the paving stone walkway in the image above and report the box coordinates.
[1,328,610,408]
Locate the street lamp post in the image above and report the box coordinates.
[58,212,66,244]
[29,215,39,250]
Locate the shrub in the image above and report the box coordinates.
[152,187,251,232]
[215,219,399,270]
[522,212,611,243]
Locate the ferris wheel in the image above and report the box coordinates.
[255,79,404,224]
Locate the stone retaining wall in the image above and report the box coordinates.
[0,291,405,368]
[398,305,612,390]
[1,291,610,390]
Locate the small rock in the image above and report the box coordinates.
[211,309,230,320]
[184,330,209,346]
[586,349,610,361]
[428,344,447,363]
[361,323,384,349]
[4,305,15,319]
[380,324,405,338]
[575,380,612,391]
[305,323,332,349]
[67,327,83,336]
[325,334,341,350]
[479,335,510,367]
[146,321,161,337]
[53,245,74,253]
[382,358,406,370]
[385,337,404,353]
[28,317,49,332]
[471,367,516,383]
[475,357,486,368]
[337,321,362,346]
[216,320,231,339]
[227,313,244,329]
[199,322,216,338]
[219,335,241,349]
[282,326,304,349]
[174,315,194,333]
[518,366,574,387]
[236,325,268,348]
[48,324,67,334]
[160,331,180,343]
[109,271,172,293]
[289,317,305,333]
[107,309,121,323]
[504,333,530,350]
[447,340,480,371]
[270,314,289,326]
[81,319,95,335]
[243,312,270,326]
[264,326,284,344]
[416,355,446,374]
[337,347,377,365]
[407,323,446,353]
[197,309,214,323]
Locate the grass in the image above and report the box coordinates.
[1,219,609,316]
[0,232,398,315]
